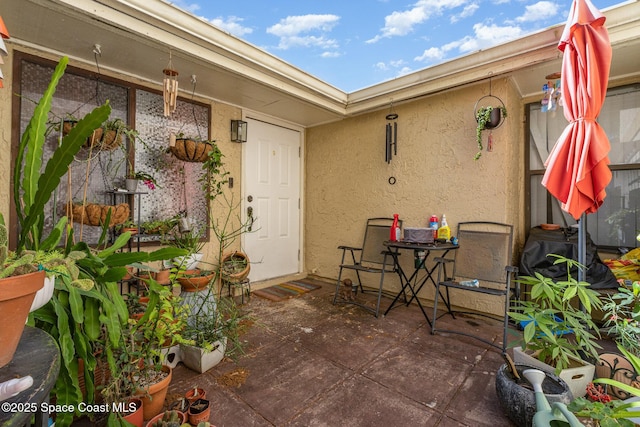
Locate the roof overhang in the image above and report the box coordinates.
[4,0,639,127]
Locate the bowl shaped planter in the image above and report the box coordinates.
[145,409,186,427]
[177,269,214,292]
[221,251,250,284]
[513,346,595,398]
[495,363,573,427]
[180,338,227,374]
[0,270,45,367]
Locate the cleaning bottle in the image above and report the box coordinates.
[390,214,401,242]
[429,214,439,240]
[438,214,451,241]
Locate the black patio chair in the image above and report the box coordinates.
[332,217,401,317]
[431,221,518,354]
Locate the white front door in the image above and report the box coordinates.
[243,118,301,282]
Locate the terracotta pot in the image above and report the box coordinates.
[138,365,173,420]
[178,270,215,292]
[0,270,45,368]
[221,251,250,283]
[145,409,185,427]
[121,398,144,427]
[185,387,206,404]
[152,269,171,285]
[187,398,210,425]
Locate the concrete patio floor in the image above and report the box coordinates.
[169,277,518,427]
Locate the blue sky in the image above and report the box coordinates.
[170,0,624,92]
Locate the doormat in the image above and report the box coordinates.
[253,280,322,302]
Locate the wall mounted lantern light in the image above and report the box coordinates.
[231,120,247,143]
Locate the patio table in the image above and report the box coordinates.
[383,240,458,327]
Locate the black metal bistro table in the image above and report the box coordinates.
[0,326,60,427]
[383,240,458,326]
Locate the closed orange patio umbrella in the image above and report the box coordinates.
[541,0,612,280]
[542,0,612,220]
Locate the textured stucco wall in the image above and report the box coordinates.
[0,45,15,223]
[305,78,525,314]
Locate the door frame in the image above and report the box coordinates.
[240,109,306,283]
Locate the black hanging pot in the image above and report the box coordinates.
[474,94,506,130]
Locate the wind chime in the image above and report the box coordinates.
[541,72,562,113]
[163,52,179,117]
[385,104,398,164]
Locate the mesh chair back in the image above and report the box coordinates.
[360,218,398,267]
[453,222,513,284]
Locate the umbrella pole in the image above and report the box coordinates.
[578,213,586,283]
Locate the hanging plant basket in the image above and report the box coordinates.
[170,138,213,162]
[62,120,122,151]
[473,94,507,160]
[474,95,506,130]
[69,202,130,226]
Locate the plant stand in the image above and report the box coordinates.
[226,278,251,304]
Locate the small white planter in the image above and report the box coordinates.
[29,275,55,313]
[513,346,594,398]
[171,253,203,270]
[161,344,182,369]
[180,338,226,374]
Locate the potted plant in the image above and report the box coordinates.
[145,409,186,427]
[568,344,640,426]
[180,286,246,373]
[141,216,180,236]
[102,279,189,421]
[8,56,189,427]
[509,254,603,398]
[474,105,507,160]
[164,227,206,271]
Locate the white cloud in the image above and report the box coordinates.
[321,51,341,58]
[459,22,524,52]
[450,3,479,23]
[367,0,467,43]
[414,47,445,62]
[374,59,408,72]
[415,21,523,65]
[267,14,340,50]
[515,1,559,23]
[209,16,253,37]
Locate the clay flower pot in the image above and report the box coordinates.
[187,398,211,425]
[121,398,144,427]
[138,365,173,420]
[177,270,215,292]
[0,270,45,368]
[145,409,185,427]
[185,387,206,404]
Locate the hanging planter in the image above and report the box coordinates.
[473,94,507,160]
[169,136,214,163]
[69,202,130,226]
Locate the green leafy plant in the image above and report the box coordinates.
[603,281,640,357]
[569,344,640,426]
[474,105,507,160]
[509,254,602,374]
[9,56,189,427]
